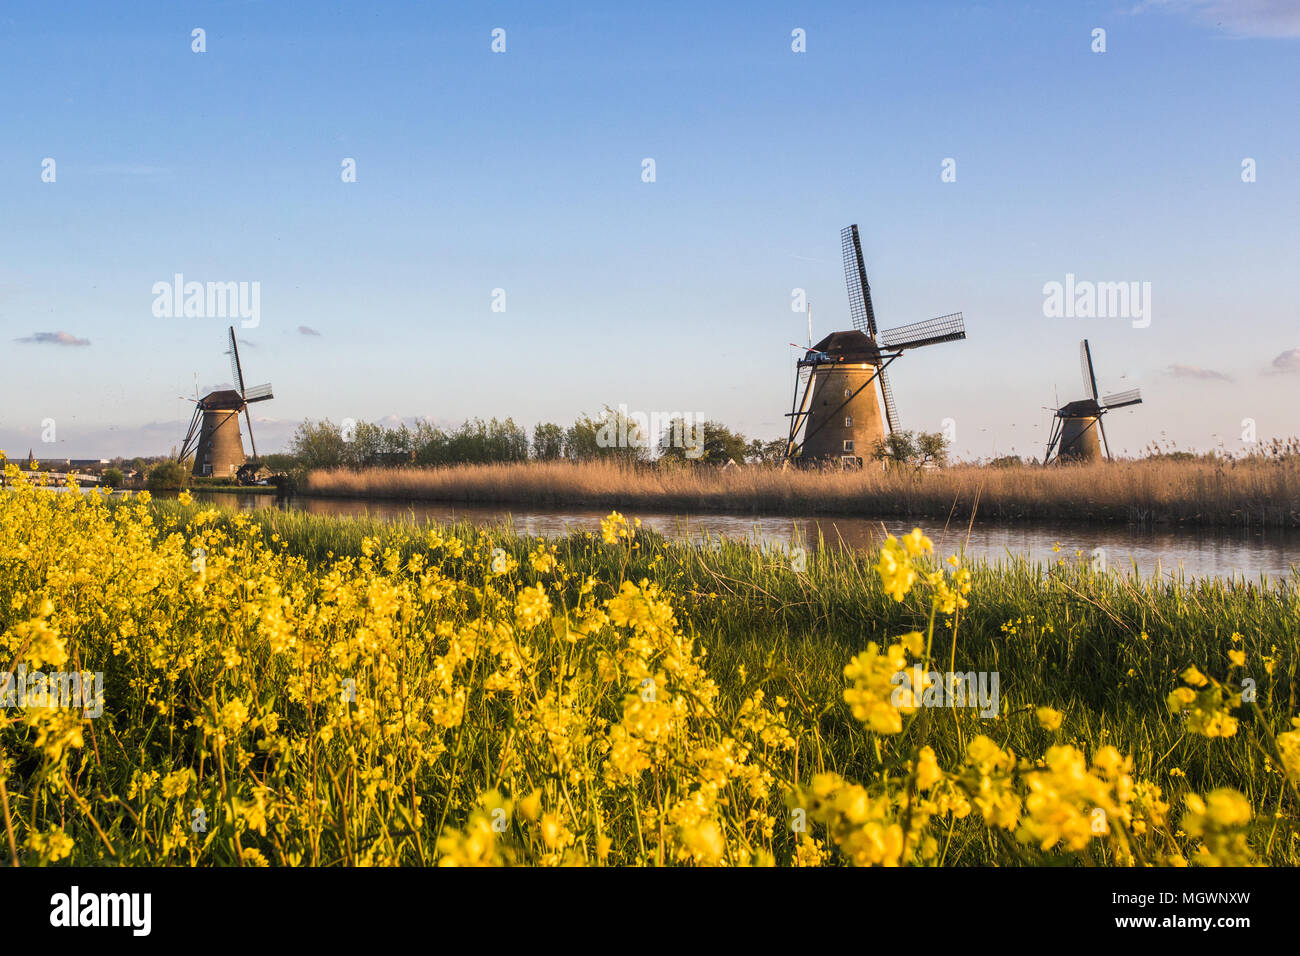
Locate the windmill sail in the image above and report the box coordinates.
[1080,340,1099,403]
[179,405,204,464]
[224,326,267,460]
[1101,387,1142,409]
[798,306,813,386]
[243,383,274,402]
[878,313,966,351]
[878,368,899,433]
[841,224,878,336]
[227,327,246,395]
[785,366,818,456]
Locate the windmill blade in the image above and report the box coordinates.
[789,343,813,399]
[785,366,818,457]
[1101,387,1142,409]
[1080,340,1099,402]
[840,224,878,337]
[878,312,966,351]
[1098,414,1113,460]
[244,405,259,461]
[227,326,246,396]
[243,383,274,403]
[878,368,899,434]
[179,406,204,464]
[1043,414,1063,464]
[799,302,813,386]
[790,343,816,385]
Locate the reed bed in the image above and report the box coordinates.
[304,457,1300,528]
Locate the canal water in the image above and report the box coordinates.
[194,492,1300,583]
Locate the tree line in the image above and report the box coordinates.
[286,410,780,469]
[285,408,949,470]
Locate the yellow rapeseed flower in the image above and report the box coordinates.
[1035,707,1064,731]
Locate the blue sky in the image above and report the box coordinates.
[1,0,1297,461]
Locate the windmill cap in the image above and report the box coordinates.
[1058,398,1101,417]
[810,330,882,363]
[198,389,246,409]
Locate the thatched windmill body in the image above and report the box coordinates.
[1043,339,1142,463]
[180,327,273,478]
[785,224,966,464]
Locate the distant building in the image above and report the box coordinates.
[9,454,110,474]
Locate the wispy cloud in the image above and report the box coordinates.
[298,325,322,336]
[1270,348,1300,373]
[15,331,90,346]
[1167,362,1233,382]
[1134,0,1300,38]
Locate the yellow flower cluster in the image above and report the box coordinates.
[1166,667,1240,738]
[1182,789,1253,866]
[874,530,931,602]
[1276,719,1300,786]
[1017,745,1137,853]
[600,511,639,544]
[843,632,925,734]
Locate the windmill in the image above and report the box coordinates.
[784,224,966,464]
[1042,339,1142,463]
[179,327,274,479]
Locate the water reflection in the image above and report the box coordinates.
[197,492,1300,582]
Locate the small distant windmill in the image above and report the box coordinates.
[1043,339,1142,463]
[179,327,274,479]
[785,224,966,463]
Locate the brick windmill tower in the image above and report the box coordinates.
[179,327,274,478]
[785,225,967,464]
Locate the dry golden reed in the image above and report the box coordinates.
[305,458,1300,527]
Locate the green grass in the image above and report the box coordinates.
[146,498,1300,864]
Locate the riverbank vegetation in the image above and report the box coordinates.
[1,473,1297,866]
[302,454,1300,528]
[284,418,1299,527]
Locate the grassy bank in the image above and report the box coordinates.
[304,458,1300,528]
[3,478,1297,866]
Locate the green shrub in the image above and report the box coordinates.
[145,459,188,492]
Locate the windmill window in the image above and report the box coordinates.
[843,440,854,453]
[844,415,853,428]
